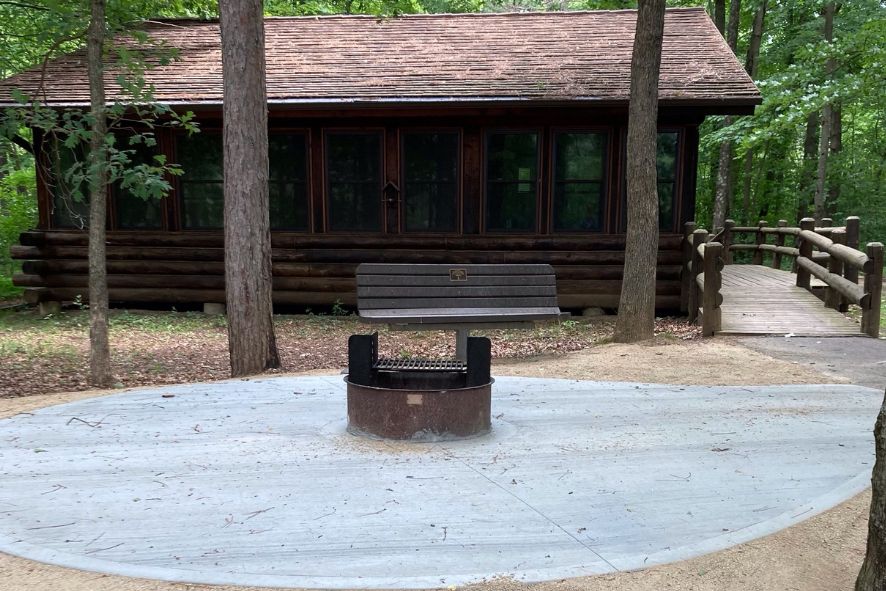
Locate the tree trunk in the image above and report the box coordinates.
[814,103,833,222]
[711,0,741,230]
[799,111,818,220]
[726,0,740,49]
[739,0,767,224]
[828,104,842,207]
[745,0,767,78]
[614,0,666,344]
[712,137,732,229]
[219,0,281,376]
[826,2,842,212]
[813,1,836,222]
[856,391,886,591]
[740,152,753,222]
[87,0,111,388]
[713,0,725,34]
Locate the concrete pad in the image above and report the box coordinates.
[0,376,879,589]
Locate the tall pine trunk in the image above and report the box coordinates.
[713,0,725,34]
[220,0,281,376]
[856,392,886,590]
[799,111,819,220]
[87,0,111,387]
[813,1,837,222]
[739,0,767,222]
[711,0,741,229]
[614,0,666,343]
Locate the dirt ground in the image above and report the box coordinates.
[0,336,872,591]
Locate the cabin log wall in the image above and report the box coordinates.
[12,231,684,309]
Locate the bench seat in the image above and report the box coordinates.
[360,306,563,325]
[356,263,564,359]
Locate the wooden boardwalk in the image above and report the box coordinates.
[718,265,865,336]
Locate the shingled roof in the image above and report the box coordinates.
[0,8,761,109]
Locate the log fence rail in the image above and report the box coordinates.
[681,216,883,337]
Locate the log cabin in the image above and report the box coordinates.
[0,8,761,311]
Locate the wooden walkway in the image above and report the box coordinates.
[718,265,864,336]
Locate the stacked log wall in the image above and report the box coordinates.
[12,231,684,310]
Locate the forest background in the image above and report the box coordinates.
[0,0,883,300]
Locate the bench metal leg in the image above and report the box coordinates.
[455,329,469,361]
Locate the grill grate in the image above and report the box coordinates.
[374,358,467,372]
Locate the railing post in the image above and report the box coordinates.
[723,219,735,265]
[772,219,787,270]
[826,229,846,311]
[753,220,768,265]
[702,242,723,336]
[862,242,883,338]
[680,221,697,314]
[797,218,815,289]
[820,217,833,230]
[688,229,707,324]
[845,216,860,287]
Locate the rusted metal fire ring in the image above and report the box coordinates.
[345,378,493,441]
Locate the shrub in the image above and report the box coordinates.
[0,165,38,279]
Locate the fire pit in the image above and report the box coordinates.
[346,333,492,440]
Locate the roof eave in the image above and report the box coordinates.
[0,95,763,113]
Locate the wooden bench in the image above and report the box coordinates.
[356,263,563,360]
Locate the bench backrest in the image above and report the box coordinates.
[356,263,558,311]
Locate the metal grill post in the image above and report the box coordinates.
[455,329,469,361]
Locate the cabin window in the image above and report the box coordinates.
[46,138,90,229]
[656,132,679,231]
[401,132,459,233]
[113,135,163,230]
[552,132,606,232]
[177,133,223,229]
[620,131,681,231]
[269,133,309,231]
[325,131,383,232]
[485,132,538,232]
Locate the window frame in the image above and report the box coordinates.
[40,133,91,230]
[322,128,386,234]
[267,128,312,233]
[398,127,463,235]
[108,129,169,232]
[653,129,682,233]
[548,128,612,234]
[482,128,543,235]
[616,127,685,234]
[174,128,225,231]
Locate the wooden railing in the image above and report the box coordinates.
[681,216,884,337]
[680,225,724,336]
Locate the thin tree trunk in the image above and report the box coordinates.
[739,0,767,223]
[219,0,281,376]
[87,0,111,387]
[813,1,836,222]
[740,153,753,222]
[856,392,886,591]
[828,105,842,207]
[826,3,842,211]
[726,0,740,49]
[712,137,732,229]
[713,0,725,34]
[614,0,666,344]
[745,0,767,78]
[814,103,833,222]
[799,111,818,221]
[711,0,741,230]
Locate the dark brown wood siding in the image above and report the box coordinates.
[12,231,685,309]
[14,105,700,311]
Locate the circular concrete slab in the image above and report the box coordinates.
[0,376,879,589]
